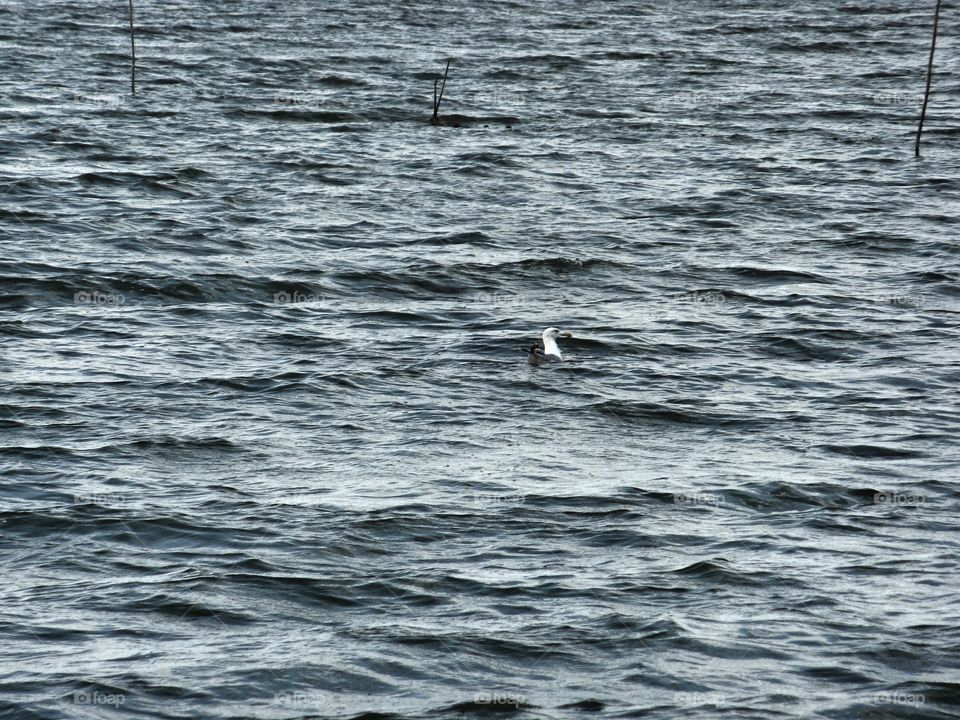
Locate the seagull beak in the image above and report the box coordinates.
[559,331,573,338]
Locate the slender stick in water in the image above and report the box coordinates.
[128,0,136,95]
[915,0,942,157]
[432,59,451,124]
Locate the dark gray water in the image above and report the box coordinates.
[2,1,959,718]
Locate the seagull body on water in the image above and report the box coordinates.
[527,327,573,365]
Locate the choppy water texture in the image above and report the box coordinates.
[2,0,960,718]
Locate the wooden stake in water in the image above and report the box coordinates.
[431,59,451,125]
[915,0,942,157]
[128,0,136,95]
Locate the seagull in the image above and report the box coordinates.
[527,327,573,365]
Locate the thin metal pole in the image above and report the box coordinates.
[433,59,450,122]
[128,0,136,95]
[915,0,941,157]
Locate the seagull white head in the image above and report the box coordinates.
[542,327,573,342]
[528,327,573,365]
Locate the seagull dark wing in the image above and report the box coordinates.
[527,341,547,365]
